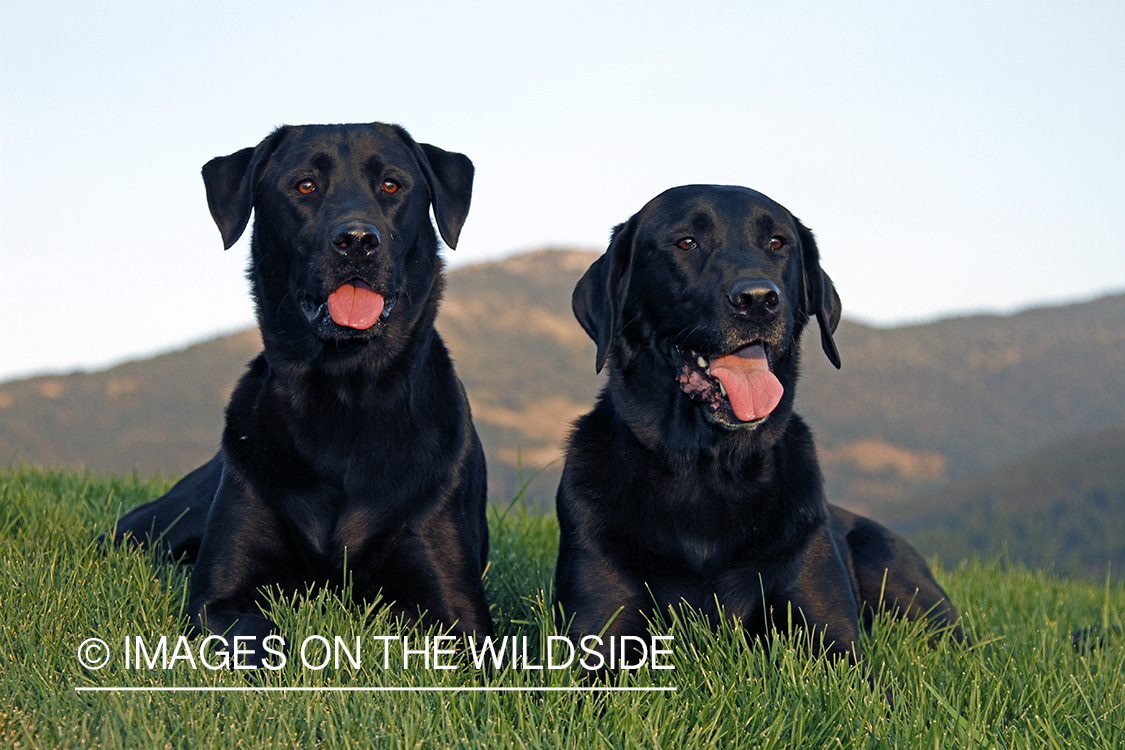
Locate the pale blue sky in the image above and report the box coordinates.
[2,0,1122,381]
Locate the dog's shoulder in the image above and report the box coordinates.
[559,392,626,503]
[567,391,618,452]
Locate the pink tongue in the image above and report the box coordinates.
[327,280,384,330]
[708,343,784,422]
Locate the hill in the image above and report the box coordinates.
[797,293,1125,512]
[0,328,261,477]
[2,249,1124,523]
[436,249,602,499]
[880,421,1125,579]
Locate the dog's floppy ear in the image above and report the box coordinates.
[412,142,474,250]
[201,128,287,250]
[573,216,636,373]
[797,221,842,369]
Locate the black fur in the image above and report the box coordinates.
[555,185,961,668]
[105,123,492,659]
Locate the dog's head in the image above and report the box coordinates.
[201,122,473,365]
[574,185,840,441]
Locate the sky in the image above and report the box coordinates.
[2,0,1123,382]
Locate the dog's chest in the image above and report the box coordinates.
[631,462,802,570]
[643,489,751,565]
[273,457,409,562]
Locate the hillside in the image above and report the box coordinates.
[0,329,261,477]
[880,421,1125,579]
[2,249,1124,523]
[797,294,1125,511]
[436,249,602,499]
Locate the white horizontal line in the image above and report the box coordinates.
[75,686,676,693]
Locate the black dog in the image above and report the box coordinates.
[107,122,492,657]
[555,185,961,668]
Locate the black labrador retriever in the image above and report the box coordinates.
[555,185,962,669]
[106,122,492,658]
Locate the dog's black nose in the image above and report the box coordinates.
[726,279,781,320]
[331,222,381,256]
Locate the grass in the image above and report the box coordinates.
[0,466,1122,748]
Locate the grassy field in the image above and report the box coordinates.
[1,467,1122,749]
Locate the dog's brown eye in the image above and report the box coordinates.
[382,180,400,194]
[676,237,698,250]
[768,237,785,250]
[296,179,316,195]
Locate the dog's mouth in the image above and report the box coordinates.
[676,342,784,424]
[326,279,385,330]
[299,278,396,335]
